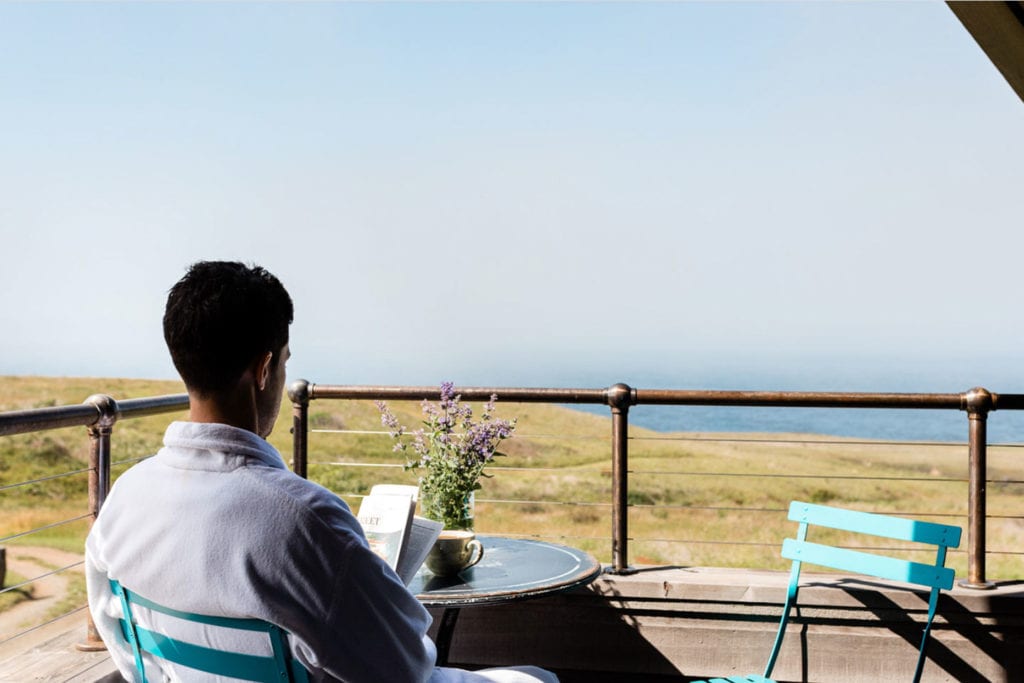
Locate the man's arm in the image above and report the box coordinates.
[317,547,437,682]
[272,493,438,682]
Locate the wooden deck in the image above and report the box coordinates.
[0,613,119,682]
[1,568,1021,682]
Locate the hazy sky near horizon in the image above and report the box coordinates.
[2,2,1022,393]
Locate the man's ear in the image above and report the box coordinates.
[256,351,273,391]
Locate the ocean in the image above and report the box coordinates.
[570,402,1024,444]
[554,362,1024,444]
[327,355,1024,443]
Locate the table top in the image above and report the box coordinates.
[410,535,603,608]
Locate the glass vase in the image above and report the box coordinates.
[421,488,475,532]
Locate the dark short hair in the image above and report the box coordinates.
[163,261,294,395]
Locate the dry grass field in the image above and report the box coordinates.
[2,375,1022,584]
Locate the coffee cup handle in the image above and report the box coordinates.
[465,539,484,569]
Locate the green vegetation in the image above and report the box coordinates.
[2,375,1023,580]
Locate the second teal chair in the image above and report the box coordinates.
[692,500,961,683]
[110,578,310,682]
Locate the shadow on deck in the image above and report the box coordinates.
[3,567,1023,682]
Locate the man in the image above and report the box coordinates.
[86,261,556,683]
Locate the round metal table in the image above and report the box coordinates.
[410,535,603,664]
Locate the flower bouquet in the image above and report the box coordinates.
[376,382,516,531]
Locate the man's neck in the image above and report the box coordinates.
[187,385,259,435]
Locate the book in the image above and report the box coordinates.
[356,484,444,585]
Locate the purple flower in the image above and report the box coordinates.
[376,383,517,503]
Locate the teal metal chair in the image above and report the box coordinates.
[693,501,962,683]
[110,578,310,683]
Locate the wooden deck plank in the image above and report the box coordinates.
[0,613,118,682]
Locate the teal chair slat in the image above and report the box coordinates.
[123,589,279,632]
[781,539,956,590]
[690,501,961,683]
[788,501,962,548]
[109,578,310,683]
[123,623,284,681]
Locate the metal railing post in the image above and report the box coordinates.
[961,387,995,589]
[78,394,119,651]
[607,383,636,574]
[289,380,311,479]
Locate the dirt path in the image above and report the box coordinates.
[0,546,85,641]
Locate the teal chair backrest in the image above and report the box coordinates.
[764,502,962,683]
[110,579,310,683]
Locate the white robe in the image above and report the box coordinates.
[85,421,556,683]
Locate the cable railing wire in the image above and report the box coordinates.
[628,502,968,520]
[497,532,609,542]
[0,604,89,648]
[629,434,972,447]
[0,560,85,596]
[0,467,91,493]
[635,537,973,555]
[313,461,590,474]
[626,470,969,482]
[0,514,93,545]
[314,426,1024,450]
[311,428,607,440]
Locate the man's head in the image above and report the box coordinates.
[163,261,294,407]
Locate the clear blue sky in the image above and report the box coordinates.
[1,2,1022,392]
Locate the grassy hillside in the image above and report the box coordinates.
[1,376,188,552]
[2,375,1022,580]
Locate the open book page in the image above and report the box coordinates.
[395,516,444,585]
[356,492,415,569]
[359,484,443,584]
